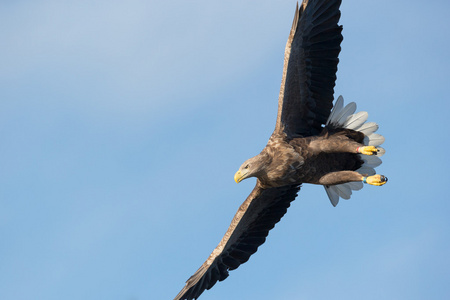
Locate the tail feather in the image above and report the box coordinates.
[357,166,376,176]
[343,111,368,130]
[332,102,356,127]
[326,95,344,126]
[334,184,352,199]
[364,133,385,146]
[361,155,382,168]
[324,181,363,206]
[325,185,339,207]
[355,121,378,136]
[376,147,386,157]
[347,181,363,191]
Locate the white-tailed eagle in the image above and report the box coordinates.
[174,1,387,299]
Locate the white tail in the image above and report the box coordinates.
[324,96,385,206]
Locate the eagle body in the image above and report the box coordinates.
[251,128,365,189]
[174,1,387,299]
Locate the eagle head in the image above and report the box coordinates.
[234,153,268,183]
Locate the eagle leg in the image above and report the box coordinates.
[319,172,388,186]
[309,138,363,155]
[318,171,365,186]
[363,175,388,186]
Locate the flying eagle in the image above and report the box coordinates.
[174,0,387,299]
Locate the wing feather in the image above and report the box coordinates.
[274,0,343,138]
[174,183,300,300]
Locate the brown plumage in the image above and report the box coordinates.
[174,1,387,299]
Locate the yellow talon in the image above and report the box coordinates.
[362,175,388,186]
[358,146,379,155]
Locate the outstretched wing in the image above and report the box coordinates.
[174,183,300,300]
[274,0,343,138]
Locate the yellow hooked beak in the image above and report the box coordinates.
[234,170,243,183]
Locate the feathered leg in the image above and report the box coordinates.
[319,171,388,186]
[309,138,381,156]
[319,171,363,185]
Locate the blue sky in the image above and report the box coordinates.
[1,0,450,299]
